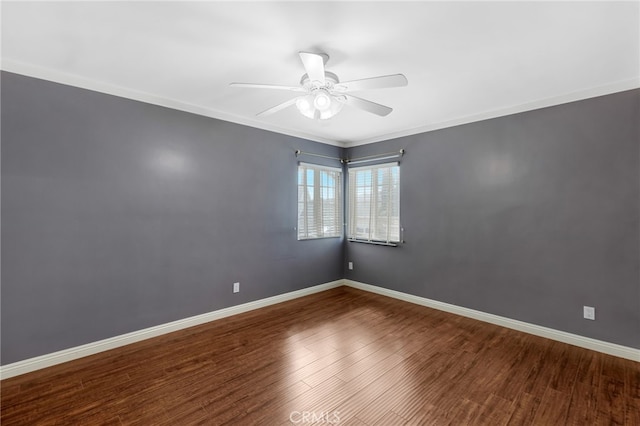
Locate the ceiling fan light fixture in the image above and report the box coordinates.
[295,91,343,120]
[320,96,343,120]
[313,90,331,111]
[296,94,315,119]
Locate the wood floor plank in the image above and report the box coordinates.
[598,374,628,425]
[337,417,368,426]
[549,343,583,395]
[449,397,483,425]
[625,359,640,400]
[1,286,637,425]
[507,392,541,425]
[301,340,383,388]
[566,381,600,425]
[531,387,570,425]
[387,356,449,419]
[473,393,515,426]
[625,397,640,425]
[371,410,407,425]
[575,350,603,388]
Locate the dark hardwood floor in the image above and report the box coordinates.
[1,286,638,425]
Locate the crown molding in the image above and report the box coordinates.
[2,59,637,149]
[0,59,343,147]
[342,77,640,147]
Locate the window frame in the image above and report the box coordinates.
[297,162,343,240]
[347,162,401,245]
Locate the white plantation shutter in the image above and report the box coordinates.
[297,163,343,240]
[347,162,400,243]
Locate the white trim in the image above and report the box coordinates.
[344,280,640,362]
[3,60,638,148]
[3,278,637,379]
[0,280,344,380]
[0,60,342,148]
[343,78,640,147]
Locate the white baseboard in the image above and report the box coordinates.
[344,279,640,362]
[0,279,344,380]
[3,278,636,380]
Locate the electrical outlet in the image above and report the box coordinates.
[233,282,240,293]
[348,262,353,270]
[583,306,595,320]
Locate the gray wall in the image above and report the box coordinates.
[345,89,640,349]
[1,71,344,364]
[2,71,638,366]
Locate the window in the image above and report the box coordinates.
[297,163,343,240]
[347,163,400,244]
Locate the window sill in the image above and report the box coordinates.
[347,238,399,247]
[298,236,342,241]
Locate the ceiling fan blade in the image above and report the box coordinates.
[336,74,408,92]
[299,52,327,85]
[230,82,305,92]
[256,97,301,117]
[341,94,393,117]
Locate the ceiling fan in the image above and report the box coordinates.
[230,52,408,120]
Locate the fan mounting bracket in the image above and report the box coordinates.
[300,71,340,91]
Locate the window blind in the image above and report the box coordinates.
[347,162,400,244]
[297,163,343,240]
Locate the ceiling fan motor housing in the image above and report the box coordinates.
[300,71,340,89]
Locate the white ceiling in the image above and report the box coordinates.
[2,1,639,147]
